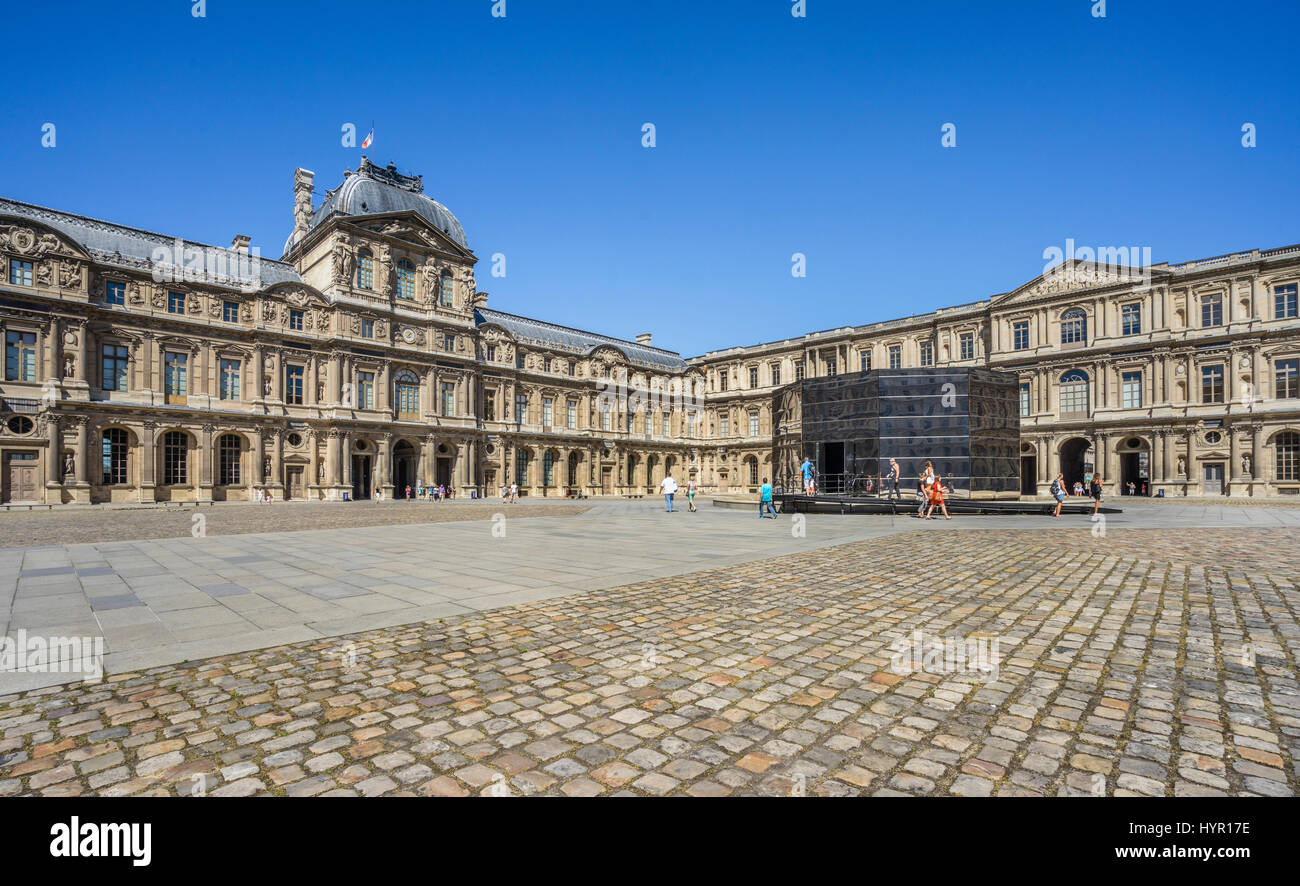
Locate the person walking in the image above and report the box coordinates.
[509,482,518,503]
[888,458,901,500]
[914,473,928,517]
[1090,473,1104,516]
[1050,473,1066,517]
[925,474,952,520]
[800,456,815,495]
[660,472,678,512]
[687,478,699,512]
[759,477,777,519]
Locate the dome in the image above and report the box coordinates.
[284,158,467,256]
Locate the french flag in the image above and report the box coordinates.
[361,127,373,149]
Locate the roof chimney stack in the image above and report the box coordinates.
[292,167,315,248]
[636,333,653,345]
[231,234,251,254]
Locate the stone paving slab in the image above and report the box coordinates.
[0,526,1294,797]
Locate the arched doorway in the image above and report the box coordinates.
[1117,436,1151,495]
[1020,442,1037,496]
[1059,437,1092,490]
[435,442,453,488]
[392,439,417,497]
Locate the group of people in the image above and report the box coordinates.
[657,473,701,512]
[1049,472,1104,517]
[397,484,456,501]
[913,460,951,520]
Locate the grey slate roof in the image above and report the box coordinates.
[284,158,467,256]
[0,197,302,291]
[475,307,689,372]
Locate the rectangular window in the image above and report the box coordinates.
[1121,371,1143,409]
[888,345,901,369]
[859,352,870,372]
[719,414,729,437]
[1121,303,1142,336]
[486,344,497,362]
[1276,284,1299,320]
[567,361,576,377]
[567,400,577,429]
[1201,365,1224,403]
[444,334,455,353]
[600,407,611,431]
[5,331,37,381]
[516,353,526,370]
[687,413,697,438]
[9,260,34,286]
[285,364,304,405]
[1201,294,1222,328]
[441,382,455,416]
[960,333,974,361]
[289,309,304,331]
[542,396,553,427]
[1059,378,1089,417]
[749,413,759,437]
[543,357,552,373]
[167,291,185,314]
[361,319,374,339]
[357,371,375,409]
[826,359,837,376]
[772,364,782,385]
[919,342,933,367]
[219,358,241,400]
[102,344,129,391]
[102,429,127,485]
[719,371,728,392]
[749,366,758,387]
[662,413,670,436]
[1019,382,1030,417]
[439,273,454,307]
[105,281,126,305]
[1012,321,1029,351]
[1276,358,1299,400]
[516,393,528,423]
[164,352,188,403]
[223,301,239,323]
[484,393,496,422]
[794,361,805,381]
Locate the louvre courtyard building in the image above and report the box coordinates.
[2,159,1299,505]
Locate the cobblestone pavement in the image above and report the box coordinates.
[1,526,1295,797]
[0,500,591,549]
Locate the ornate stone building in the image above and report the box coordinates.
[1,160,1297,504]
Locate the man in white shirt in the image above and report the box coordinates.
[660,473,678,512]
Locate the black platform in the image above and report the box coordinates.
[776,493,1121,516]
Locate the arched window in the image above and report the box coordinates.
[162,430,188,485]
[102,428,128,485]
[1061,308,1088,344]
[515,449,528,487]
[439,269,454,306]
[543,451,555,487]
[218,434,242,486]
[394,369,420,419]
[356,249,374,290]
[1277,432,1300,482]
[396,259,415,300]
[567,451,580,487]
[1059,370,1090,418]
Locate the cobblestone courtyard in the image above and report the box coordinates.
[2,519,1296,797]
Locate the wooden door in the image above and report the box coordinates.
[4,453,40,503]
[286,466,305,500]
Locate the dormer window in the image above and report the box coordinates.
[1061,308,1087,344]
[439,269,454,306]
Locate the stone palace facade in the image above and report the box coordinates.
[2,159,1298,504]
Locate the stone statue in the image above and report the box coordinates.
[1177,456,1186,477]
[263,377,272,396]
[64,451,74,477]
[317,461,325,482]
[1242,454,1252,478]
[318,382,325,402]
[263,457,272,480]
[63,356,75,378]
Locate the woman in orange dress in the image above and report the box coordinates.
[925,474,951,520]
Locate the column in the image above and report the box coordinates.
[74,418,89,484]
[326,431,340,485]
[45,415,62,494]
[340,432,352,491]
[250,427,264,495]
[252,344,265,401]
[139,422,157,502]
[1228,425,1242,496]
[198,423,214,501]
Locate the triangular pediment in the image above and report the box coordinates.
[352,211,474,259]
[994,258,1167,307]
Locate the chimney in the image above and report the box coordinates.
[292,167,315,247]
[231,234,251,254]
[636,333,653,345]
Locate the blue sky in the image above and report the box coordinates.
[3,0,1296,357]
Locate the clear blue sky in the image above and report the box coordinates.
[3,0,1296,357]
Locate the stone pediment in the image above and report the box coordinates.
[995,259,1156,306]
[0,221,89,260]
[355,211,473,258]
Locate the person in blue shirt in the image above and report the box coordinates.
[799,457,814,494]
[759,477,777,518]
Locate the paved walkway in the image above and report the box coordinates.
[1,523,1294,796]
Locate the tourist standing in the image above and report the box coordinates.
[1050,473,1066,518]
[759,477,777,518]
[660,472,678,512]
[888,458,901,500]
[800,457,815,494]
[1090,474,1104,516]
[509,482,518,503]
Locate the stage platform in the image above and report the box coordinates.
[771,493,1122,516]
